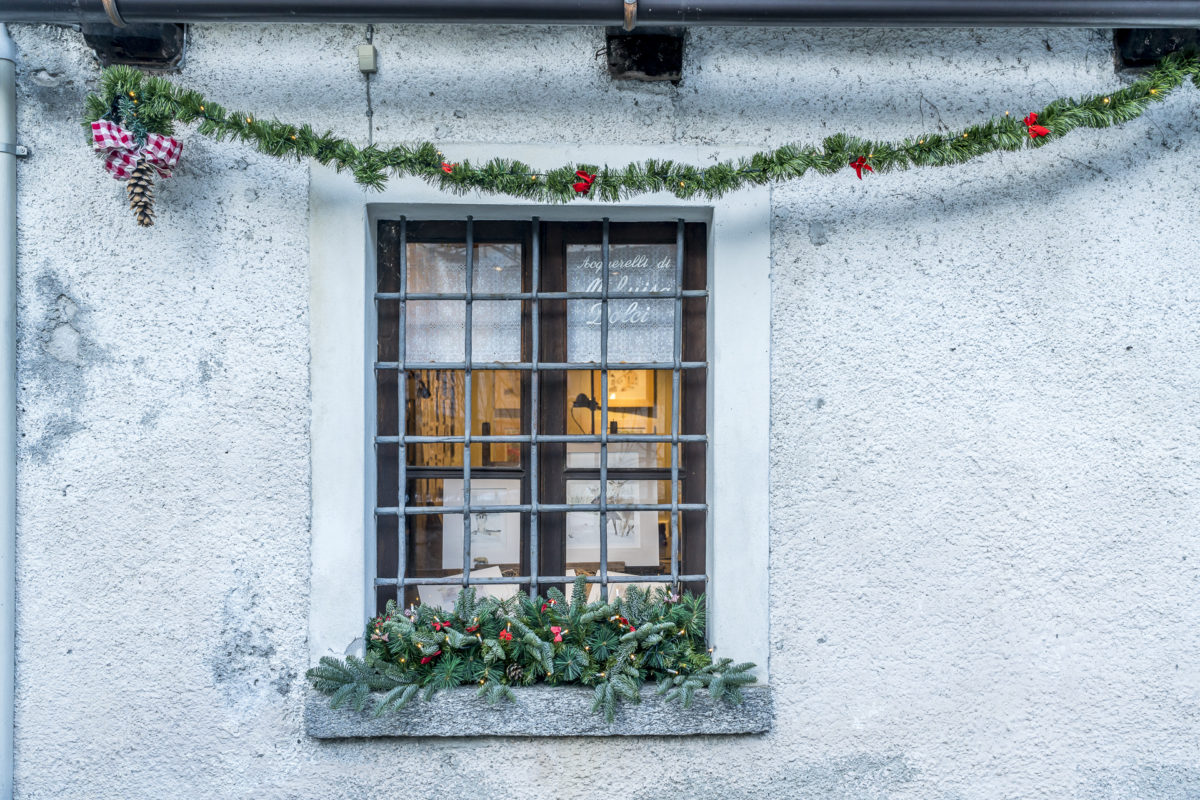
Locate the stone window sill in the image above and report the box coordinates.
[305,685,772,738]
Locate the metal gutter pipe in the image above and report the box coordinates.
[0,22,15,800]
[3,0,1200,26]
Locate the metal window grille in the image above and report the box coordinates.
[373,217,708,608]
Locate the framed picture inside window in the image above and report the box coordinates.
[595,369,655,408]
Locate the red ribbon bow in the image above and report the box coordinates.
[849,156,874,180]
[432,620,452,632]
[420,650,442,665]
[572,170,596,194]
[550,626,563,643]
[498,628,513,641]
[441,162,457,174]
[91,120,182,181]
[1023,113,1050,138]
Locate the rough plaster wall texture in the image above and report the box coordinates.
[6,20,1200,800]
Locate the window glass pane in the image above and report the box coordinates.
[442,478,522,565]
[407,242,465,293]
[377,223,403,293]
[376,443,399,507]
[471,370,524,468]
[377,299,400,362]
[376,515,398,611]
[472,243,523,293]
[407,369,463,467]
[566,300,600,363]
[408,512,459,576]
[406,477,449,507]
[472,301,522,362]
[407,301,465,362]
[608,299,673,363]
[566,243,677,293]
[565,480,663,573]
[376,370,399,437]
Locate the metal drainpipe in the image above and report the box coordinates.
[3,0,1200,25]
[0,23,14,800]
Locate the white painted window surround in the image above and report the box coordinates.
[308,144,771,683]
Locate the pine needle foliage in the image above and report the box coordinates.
[85,52,1200,204]
[304,577,754,721]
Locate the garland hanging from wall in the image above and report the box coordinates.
[83,52,1200,226]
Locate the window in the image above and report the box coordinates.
[371,218,708,611]
[308,156,769,686]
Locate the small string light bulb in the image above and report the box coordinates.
[1103,97,1111,104]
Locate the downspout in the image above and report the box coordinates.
[0,22,15,800]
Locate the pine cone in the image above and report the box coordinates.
[126,161,156,228]
[505,662,524,683]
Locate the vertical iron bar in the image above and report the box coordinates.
[670,219,683,590]
[397,217,409,598]
[529,217,540,598]
[599,218,610,601]
[462,216,474,587]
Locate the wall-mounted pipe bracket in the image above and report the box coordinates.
[0,144,26,157]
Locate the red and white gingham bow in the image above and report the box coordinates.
[91,120,182,180]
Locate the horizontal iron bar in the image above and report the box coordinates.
[376,503,708,514]
[6,0,1200,26]
[377,290,708,301]
[376,574,708,587]
[377,361,706,370]
[376,433,707,443]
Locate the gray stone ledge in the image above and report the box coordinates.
[305,685,772,738]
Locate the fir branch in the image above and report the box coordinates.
[308,586,753,721]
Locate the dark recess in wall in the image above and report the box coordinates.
[1115,28,1200,68]
[606,27,685,82]
[81,23,186,69]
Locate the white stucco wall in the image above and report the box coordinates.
[8,21,1200,800]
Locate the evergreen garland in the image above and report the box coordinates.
[84,51,1200,205]
[306,577,756,722]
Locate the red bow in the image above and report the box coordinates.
[420,650,442,665]
[849,156,873,180]
[432,620,452,632]
[572,170,596,194]
[91,120,182,181]
[498,628,513,641]
[550,626,563,643]
[466,625,480,633]
[1023,113,1050,138]
[441,162,456,174]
